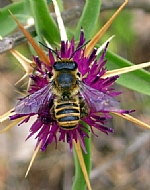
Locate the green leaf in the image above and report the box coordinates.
[106,50,150,96]
[0,1,31,37]
[75,0,102,41]
[29,0,60,44]
[72,122,91,190]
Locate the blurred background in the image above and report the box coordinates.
[0,0,150,189]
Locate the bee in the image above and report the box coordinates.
[15,44,120,130]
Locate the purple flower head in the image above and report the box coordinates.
[10,30,133,153]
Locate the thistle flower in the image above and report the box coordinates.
[10,30,133,153]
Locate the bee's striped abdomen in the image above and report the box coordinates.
[54,99,80,130]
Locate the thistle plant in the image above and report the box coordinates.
[1,0,150,190]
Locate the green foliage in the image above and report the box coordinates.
[75,0,102,41]
[106,10,135,47]
[106,51,150,96]
[0,1,31,37]
[29,0,60,44]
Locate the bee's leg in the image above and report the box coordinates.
[50,105,56,120]
[79,98,89,118]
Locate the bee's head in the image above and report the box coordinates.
[52,61,81,93]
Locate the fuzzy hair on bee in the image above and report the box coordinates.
[50,60,89,130]
[14,41,121,130]
[51,60,81,97]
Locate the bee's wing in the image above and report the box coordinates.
[79,82,120,112]
[15,83,53,114]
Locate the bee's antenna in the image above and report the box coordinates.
[69,40,91,60]
[39,41,62,60]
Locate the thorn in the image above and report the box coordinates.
[85,0,128,56]
[96,35,115,55]
[9,10,50,66]
[0,117,26,133]
[52,0,67,41]
[112,112,150,130]
[10,49,34,74]
[25,141,41,178]
[103,61,150,78]
[15,74,28,85]
[0,109,15,122]
[73,140,92,190]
